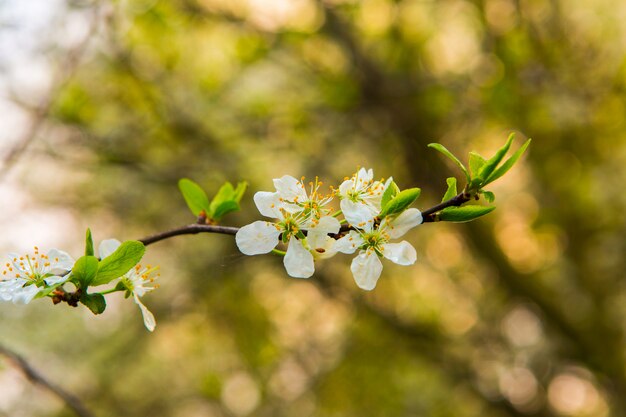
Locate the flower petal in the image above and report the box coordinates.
[44,275,69,286]
[340,199,378,228]
[133,294,156,332]
[338,178,355,197]
[335,231,364,254]
[382,241,417,265]
[384,208,423,239]
[350,250,383,291]
[47,249,75,274]
[284,237,314,278]
[98,239,121,259]
[273,175,307,205]
[236,221,281,255]
[0,279,25,302]
[253,191,282,218]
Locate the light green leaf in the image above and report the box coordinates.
[72,255,99,288]
[85,228,94,256]
[477,133,515,182]
[428,143,470,183]
[482,191,495,203]
[93,240,145,286]
[178,178,210,217]
[468,152,486,177]
[439,205,495,222]
[380,188,421,217]
[209,181,247,220]
[80,293,106,315]
[441,177,458,203]
[484,138,532,185]
[212,200,240,220]
[381,181,400,211]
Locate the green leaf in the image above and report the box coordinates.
[477,133,515,182]
[208,181,247,220]
[233,181,248,202]
[72,255,99,288]
[178,178,210,217]
[212,200,240,220]
[484,138,532,185]
[439,205,495,222]
[428,143,470,183]
[93,240,145,286]
[468,152,486,177]
[482,191,495,203]
[441,177,458,203]
[380,188,421,217]
[80,293,106,315]
[85,228,94,256]
[381,180,400,210]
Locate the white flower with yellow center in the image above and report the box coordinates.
[335,208,422,290]
[0,246,74,304]
[99,239,159,332]
[236,182,340,278]
[338,168,391,227]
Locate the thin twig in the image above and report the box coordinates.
[138,194,475,246]
[0,344,95,417]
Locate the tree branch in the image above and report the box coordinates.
[0,344,95,417]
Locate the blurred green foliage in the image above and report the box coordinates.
[3,0,626,416]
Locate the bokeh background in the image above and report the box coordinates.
[1,0,626,416]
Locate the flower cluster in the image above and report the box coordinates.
[236,169,423,290]
[0,239,159,331]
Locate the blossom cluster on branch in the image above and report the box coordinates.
[0,136,530,331]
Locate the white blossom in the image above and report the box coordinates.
[99,239,159,331]
[336,208,422,290]
[338,168,391,227]
[0,246,74,304]
[236,176,339,278]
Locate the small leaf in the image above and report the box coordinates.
[477,133,515,182]
[212,200,240,220]
[441,177,457,203]
[428,143,470,183]
[380,188,421,217]
[85,228,94,256]
[209,181,247,220]
[439,205,495,222]
[80,293,106,315]
[233,181,248,202]
[178,178,211,217]
[72,255,99,288]
[381,180,400,211]
[468,152,486,177]
[482,191,495,203]
[484,138,532,185]
[93,241,145,286]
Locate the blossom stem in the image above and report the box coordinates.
[332,210,343,217]
[98,287,123,295]
[271,249,286,256]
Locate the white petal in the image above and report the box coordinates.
[12,284,40,304]
[355,168,373,189]
[338,178,354,197]
[253,191,282,218]
[236,221,280,255]
[309,236,338,259]
[0,279,25,302]
[283,237,314,278]
[350,250,383,291]
[384,208,423,239]
[134,294,156,332]
[44,275,68,286]
[313,216,341,234]
[334,231,364,254]
[382,241,417,265]
[341,199,378,228]
[47,249,75,274]
[98,239,121,259]
[273,175,307,203]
